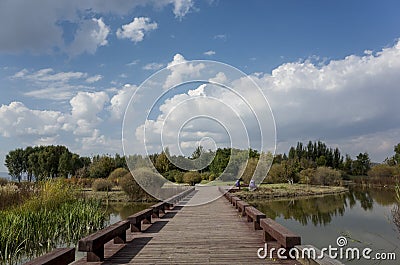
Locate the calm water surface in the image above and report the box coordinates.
[250,187,400,264]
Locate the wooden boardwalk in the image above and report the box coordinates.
[74,187,299,265]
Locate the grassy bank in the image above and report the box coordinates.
[0,180,107,264]
[234,183,348,201]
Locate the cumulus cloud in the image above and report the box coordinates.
[86,75,103,83]
[164,54,205,89]
[0,102,63,137]
[0,0,195,53]
[116,17,158,43]
[109,84,138,120]
[68,18,110,56]
[244,40,400,160]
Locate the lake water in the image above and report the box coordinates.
[250,187,400,264]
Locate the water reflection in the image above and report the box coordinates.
[250,187,397,226]
[104,202,153,224]
[250,187,400,264]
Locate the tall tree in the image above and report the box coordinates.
[5,148,25,182]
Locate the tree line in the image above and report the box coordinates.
[4,142,400,185]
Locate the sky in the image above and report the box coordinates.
[1,0,400,171]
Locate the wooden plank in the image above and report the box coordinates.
[260,218,301,248]
[74,187,298,265]
[24,248,75,265]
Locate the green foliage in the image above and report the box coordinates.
[5,145,85,182]
[352,152,371,176]
[108,168,129,185]
[183,171,202,186]
[119,172,150,200]
[0,180,106,263]
[368,164,395,178]
[163,169,184,183]
[92,178,114,192]
[313,167,342,186]
[89,155,116,179]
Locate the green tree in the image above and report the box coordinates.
[58,151,72,178]
[353,152,371,175]
[5,148,25,182]
[89,155,116,178]
[394,143,400,165]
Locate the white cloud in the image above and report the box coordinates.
[204,50,216,56]
[109,84,137,120]
[170,0,195,18]
[116,17,158,43]
[12,68,101,100]
[164,54,205,89]
[69,91,109,135]
[0,102,63,137]
[86,75,103,83]
[0,1,195,53]
[68,18,110,56]
[143,62,164,70]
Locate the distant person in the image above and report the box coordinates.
[249,179,256,191]
[235,179,241,189]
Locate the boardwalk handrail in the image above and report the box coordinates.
[23,248,75,265]
[78,220,130,262]
[219,188,344,264]
[24,186,195,263]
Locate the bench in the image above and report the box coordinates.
[260,218,301,250]
[225,192,233,202]
[245,206,266,230]
[24,248,75,265]
[236,200,250,215]
[231,196,240,207]
[151,202,168,218]
[78,220,130,262]
[127,208,153,232]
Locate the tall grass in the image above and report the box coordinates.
[0,179,107,264]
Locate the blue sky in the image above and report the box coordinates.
[1,0,400,171]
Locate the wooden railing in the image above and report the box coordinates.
[218,186,344,265]
[25,187,195,264]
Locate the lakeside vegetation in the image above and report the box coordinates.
[0,179,106,264]
[235,183,348,201]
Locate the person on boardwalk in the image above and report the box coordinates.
[249,179,256,191]
[235,178,241,190]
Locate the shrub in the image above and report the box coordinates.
[108,168,129,185]
[183,171,202,186]
[163,169,184,183]
[208,174,216,181]
[0,177,8,186]
[368,164,395,178]
[92,178,113,192]
[299,168,316,185]
[119,172,152,201]
[313,167,342,186]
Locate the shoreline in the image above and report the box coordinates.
[232,184,348,201]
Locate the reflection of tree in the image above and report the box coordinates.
[252,193,347,226]
[252,187,398,227]
[393,186,400,234]
[352,188,374,211]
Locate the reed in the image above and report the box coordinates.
[0,179,107,264]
